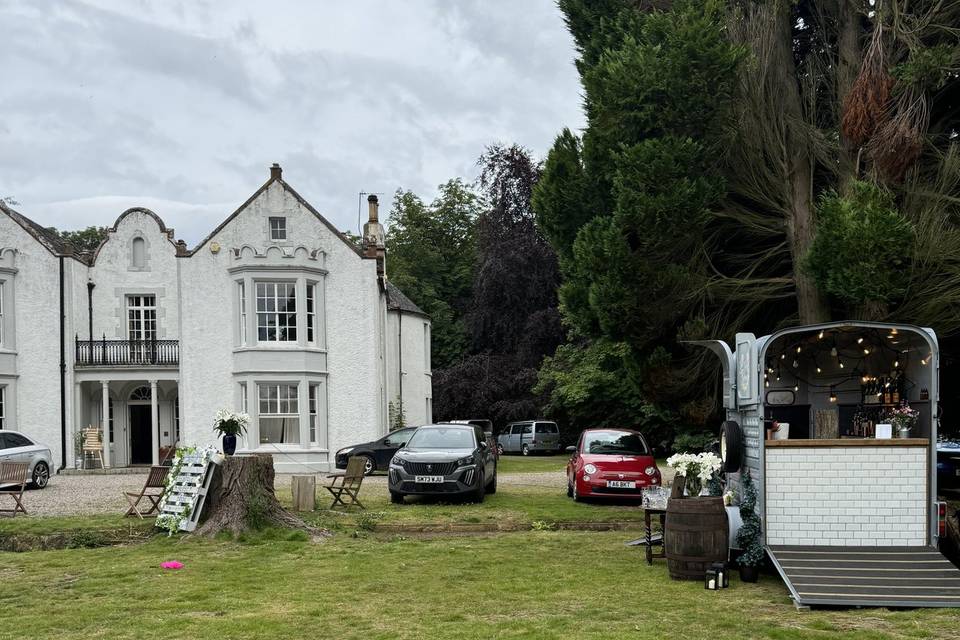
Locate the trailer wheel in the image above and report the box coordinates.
[719,421,743,473]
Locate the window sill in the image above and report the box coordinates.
[238,445,330,453]
[233,345,327,353]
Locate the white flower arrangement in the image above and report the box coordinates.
[666,451,722,496]
[213,409,251,436]
[156,445,220,536]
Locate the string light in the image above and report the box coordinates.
[829,386,837,403]
[857,337,864,344]
[796,346,802,354]
[792,359,799,368]
[863,348,870,355]
[830,346,838,357]
[793,384,799,392]
[818,330,824,340]
[894,360,899,368]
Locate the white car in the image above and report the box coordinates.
[0,430,53,489]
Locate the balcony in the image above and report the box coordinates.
[75,337,179,367]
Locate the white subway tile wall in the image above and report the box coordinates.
[764,447,927,546]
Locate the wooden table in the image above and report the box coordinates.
[643,507,666,565]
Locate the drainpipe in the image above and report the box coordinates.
[58,256,67,471]
[398,312,403,414]
[87,280,95,341]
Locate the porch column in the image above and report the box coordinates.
[150,379,159,466]
[100,380,111,468]
[73,382,82,468]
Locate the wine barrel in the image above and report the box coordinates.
[664,496,729,580]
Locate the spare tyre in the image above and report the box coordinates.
[719,421,743,473]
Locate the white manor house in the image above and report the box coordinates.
[0,165,432,473]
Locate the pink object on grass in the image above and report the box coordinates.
[160,561,184,570]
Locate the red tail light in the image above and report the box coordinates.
[937,502,947,538]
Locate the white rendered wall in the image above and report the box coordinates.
[765,446,927,547]
[179,181,384,471]
[0,216,66,464]
[385,310,432,427]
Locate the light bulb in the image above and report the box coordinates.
[818,330,824,340]
[780,353,786,360]
[894,360,899,368]
[793,384,799,392]
[863,348,870,355]
[792,359,799,368]
[816,366,822,374]
[830,347,838,357]
[839,361,845,369]
[921,358,928,365]
[857,337,864,344]
[796,346,802,354]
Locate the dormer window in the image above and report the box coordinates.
[269,217,287,241]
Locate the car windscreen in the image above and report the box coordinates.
[406,427,476,450]
[583,431,648,455]
[535,423,558,434]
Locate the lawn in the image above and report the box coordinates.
[3,529,960,640]
[496,454,569,474]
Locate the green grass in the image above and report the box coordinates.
[2,530,959,640]
[496,454,569,474]
[301,484,645,531]
[0,514,144,536]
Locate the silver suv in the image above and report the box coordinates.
[496,421,561,456]
[388,424,497,503]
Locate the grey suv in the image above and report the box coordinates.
[497,421,562,455]
[388,424,497,503]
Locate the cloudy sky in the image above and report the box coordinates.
[0,0,584,244]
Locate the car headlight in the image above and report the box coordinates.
[645,466,657,476]
[338,447,354,456]
[457,455,476,467]
[583,463,597,475]
[390,456,406,467]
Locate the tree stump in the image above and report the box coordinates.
[193,454,327,538]
[291,475,316,512]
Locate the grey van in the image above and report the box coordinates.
[496,421,561,456]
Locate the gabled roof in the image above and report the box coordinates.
[0,199,73,256]
[189,168,365,258]
[385,280,428,317]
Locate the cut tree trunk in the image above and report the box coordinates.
[291,475,316,512]
[193,454,327,538]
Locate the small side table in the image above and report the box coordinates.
[644,507,666,565]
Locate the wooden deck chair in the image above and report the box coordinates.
[123,466,169,518]
[0,462,30,517]
[82,427,104,470]
[323,456,366,510]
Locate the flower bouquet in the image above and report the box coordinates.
[887,402,919,438]
[666,451,722,496]
[213,409,250,455]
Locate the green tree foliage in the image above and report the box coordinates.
[386,180,480,369]
[805,182,914,308]
[47,226,108,254]
[735,469,765,568]
[433,145,564,427]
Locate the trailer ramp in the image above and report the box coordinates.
[768,546,960,608]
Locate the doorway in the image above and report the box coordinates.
[129,405,153,465]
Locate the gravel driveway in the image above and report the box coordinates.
[16,464,675,517]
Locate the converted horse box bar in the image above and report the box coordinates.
[692,321,960,608]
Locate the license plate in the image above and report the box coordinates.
[606,480,636,489]
[415,475,444,483]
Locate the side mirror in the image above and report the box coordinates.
[565,445,576,453]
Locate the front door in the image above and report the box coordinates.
[129,405,152,465]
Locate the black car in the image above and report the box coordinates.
[388,424,497,503]
[334,426,419,475]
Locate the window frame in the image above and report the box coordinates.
[255,281,298,343]
[0,386,4,430]
[306,281,317,345]
[308,383,319,444]
[238,281,247,345]
[257,383,300,444]
[269,217,287,241]
[0,280,4,346]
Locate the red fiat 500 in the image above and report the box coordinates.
[566,428,661,501]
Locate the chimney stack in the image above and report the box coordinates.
[270,163,282,180]
[362,194,386,277]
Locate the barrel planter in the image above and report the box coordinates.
[665,496,729,580]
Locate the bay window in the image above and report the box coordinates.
[238,281,247,344]
[258,383,299,444]
[306,282,317,344]
[309,383,319,444]
[256,282,297,342]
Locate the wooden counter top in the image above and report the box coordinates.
[765,438,929,447]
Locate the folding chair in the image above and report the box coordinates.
[123,466,169,518]
[82,427,104,469]
[323,456,366,510]
[0,462,30,517]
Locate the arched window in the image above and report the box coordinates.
[130,386,152,401]
[132,237,146,268]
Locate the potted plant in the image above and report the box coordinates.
[213,409,250,456]
[735,469,764,582]
[666,452,722,496]
[888,402,920,439]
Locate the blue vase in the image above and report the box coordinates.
[222,434,237,456]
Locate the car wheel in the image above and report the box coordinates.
[572,480,583,502]
[473,473,486,503]
[566,481,573,498]
[521,444,530,456]
[486,471,497,494]
[496,443,504,456]
[390,491,404,504]
[719,421,743,473]
[362,455,376,476]
[31,461,50,489]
